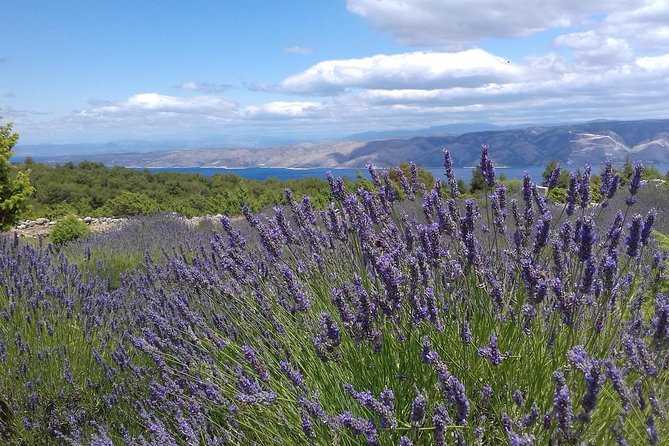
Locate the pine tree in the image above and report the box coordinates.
[0,123,33,230]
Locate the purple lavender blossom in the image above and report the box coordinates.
[566,173,578,216]
[409,161,422,195]
[394,167,414,200]
[279,360,305,391]
[480,144,495,187]
[344,383,397,428]
[478,334,504,366]
[600,161,614,196]
[326,172,346,201]
[241,345,269,382]
[300,410,315,439]
[280,265,311,312]
[460,320,473,344]
[647,415,659,445]
[522,174,532,207]
[581,260,596,295]
[443,149,459,197]
[546,165,561,189]
[607,174,620,199]
[399,436,413,446]
[432,404,451,446]
[424,287,443,331]
[626,214,643,258]
[533,217,550,255]
[338,411,379,446]
[579,165,591,209]
[653,294,669,343]
[313,313,341,361]
[581,361,604,418]
[641,209,656,246]
[480,384,493,406]
[627,162,643,205]
[578,217,596,262]
[445,375,469,425]
[552,371,573,437]
[604,360,631,411]
[410,390,427,426]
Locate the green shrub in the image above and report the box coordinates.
[101,191,159,216]
[548,186,567,203]
[50,215,90,245]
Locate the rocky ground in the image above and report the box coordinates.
[11,214,230,239]
[10,216,127,238]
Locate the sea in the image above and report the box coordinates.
[140,166,558,182]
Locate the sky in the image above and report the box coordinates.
[2,0,669,145]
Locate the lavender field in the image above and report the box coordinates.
[1,149,668,445]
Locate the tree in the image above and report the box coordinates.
[101,191,159,216]
[469,167,487,194]
[0,124,33,230]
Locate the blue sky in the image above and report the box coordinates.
[2,0,669,145]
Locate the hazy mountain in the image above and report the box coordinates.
[13,134,311,159]
[20,119,669,168]
[345,122,504,141]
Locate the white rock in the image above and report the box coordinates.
[83,216,93,223]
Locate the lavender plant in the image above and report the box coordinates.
[1,148,668,445]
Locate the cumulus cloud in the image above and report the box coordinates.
[346,0,641,46]
[74,93,329,122]
[78,93,238,117]
[603,0,669,49]
[176,81,232,94]
[243,101,324,119]
[278,49,523,94]
[284,46,314,55]
[554,31,634,66]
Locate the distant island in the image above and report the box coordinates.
[16,118,669,169]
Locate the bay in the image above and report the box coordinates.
[140,165,552,182]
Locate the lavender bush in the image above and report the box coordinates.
[1,148,668,445]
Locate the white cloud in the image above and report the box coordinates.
[636,53,669,71]
[77,93,238,118]
[278,49,523,94]
[554,31,634,66]
[346,0,641,46]
[243,101,324,119]
[176,81,232,93]
[601,1,669,50]
[548,1,669,58]
[284,46,314,55]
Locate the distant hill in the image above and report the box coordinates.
[19,119,669,168]
[345,122,504,141]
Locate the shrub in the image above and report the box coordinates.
[49,215,90,245]
[0,124,33,230]
[101,191,159,216]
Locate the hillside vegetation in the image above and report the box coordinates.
[15,161,437,220]
[15,159,668,224]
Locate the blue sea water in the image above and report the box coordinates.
[141,166,553,182]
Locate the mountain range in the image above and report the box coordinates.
[15,119,669,168]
